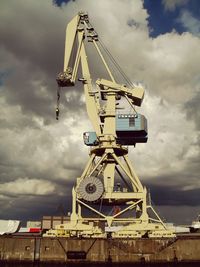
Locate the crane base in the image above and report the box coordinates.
[43,221,175,239]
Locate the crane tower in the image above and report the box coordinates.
[45,12,175,238]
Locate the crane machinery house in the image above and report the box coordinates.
[84,114,148,146]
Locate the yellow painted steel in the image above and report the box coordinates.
[45,12,175,239]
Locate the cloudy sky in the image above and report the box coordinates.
[0,0,200,225]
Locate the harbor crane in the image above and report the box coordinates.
[45,12,175,238]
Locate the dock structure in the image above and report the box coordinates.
[1,234,200,264]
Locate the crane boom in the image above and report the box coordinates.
[57,12,101,135]
[56,11,145,140]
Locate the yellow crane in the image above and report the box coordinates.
[44,12,175,238]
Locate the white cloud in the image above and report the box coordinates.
[130,94,198,183]
[139,31,200,104]
[178,10,200,36]
[0,96,89,183]
[0,178,55,196]
[162,0,189,11]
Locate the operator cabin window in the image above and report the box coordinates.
[129,117,135,127]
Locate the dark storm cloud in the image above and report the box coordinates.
[141,152,200,207]
[0,0,85,121]
[5,68,54,120]
[147,183,200,206]
[0,1,64,76]
[0,193,72,222]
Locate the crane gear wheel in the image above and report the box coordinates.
[77,176,104,202]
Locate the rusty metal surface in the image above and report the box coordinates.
[0,234,200,263]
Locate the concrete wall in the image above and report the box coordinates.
[0,235,200,263]
[0,237,35,262]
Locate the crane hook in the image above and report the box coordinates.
[56,86,61,120]
[56,107,60,120]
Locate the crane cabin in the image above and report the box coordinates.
[83,113,148,146]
